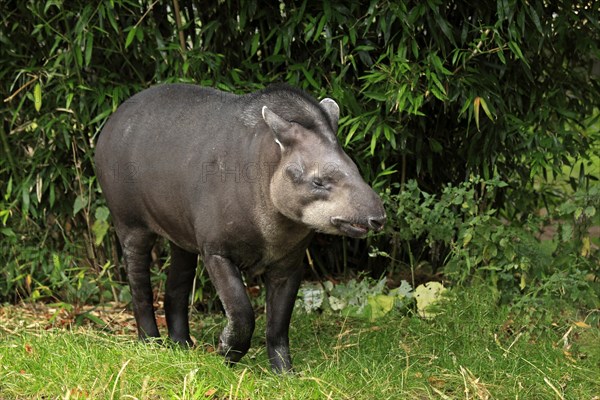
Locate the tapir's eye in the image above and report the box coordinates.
[312,178,329,190]
[285,164,303,183]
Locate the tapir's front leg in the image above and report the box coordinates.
[204,254,255,363]
[264,263,303,373]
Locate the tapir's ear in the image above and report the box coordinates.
[319,98,339,132]
[262,106,293,150]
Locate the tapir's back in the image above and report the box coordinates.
[94,84,242,250]
[96,84,236,158]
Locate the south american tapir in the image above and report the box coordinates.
[95,83,386,372]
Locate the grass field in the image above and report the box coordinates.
[1,285,598,399]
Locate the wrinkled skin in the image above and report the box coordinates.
[95,84,385,372]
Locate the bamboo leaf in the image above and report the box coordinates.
[301,67,319,90]
[508,41,525,61]
[85,32,93,66]
[528,5,543,35]
[474,97,481,130]
[313,14,327,42]
[479,97,494,122]
[370,128,379,155]
[125,27,136,49]
[33,83,42,112]
[250,32,260,56]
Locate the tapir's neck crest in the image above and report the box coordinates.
[239,84,338,143]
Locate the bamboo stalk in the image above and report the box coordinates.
[172,0,187,54]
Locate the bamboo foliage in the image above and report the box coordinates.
[1,0,598,300]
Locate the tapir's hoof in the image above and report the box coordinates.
[271,365,295,375]
[218,344,247,365]
[168,336,195,349]
[140,336,164,347]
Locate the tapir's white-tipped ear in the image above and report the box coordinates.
[319,98,340,131]
[262,106,293,150]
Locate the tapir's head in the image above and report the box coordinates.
[261,95,386,238]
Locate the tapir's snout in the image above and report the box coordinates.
[330,184,386,238]
[368,214,386,231]
[330,192,386,238]
[330,213,385,238]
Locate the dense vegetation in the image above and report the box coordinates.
[1,1,599,311]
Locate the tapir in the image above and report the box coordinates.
[94,83,386,372]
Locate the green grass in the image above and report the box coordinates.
[1,286,598,399]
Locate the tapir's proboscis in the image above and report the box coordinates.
[95,83,386,372]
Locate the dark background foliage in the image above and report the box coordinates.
[1,0,599,304]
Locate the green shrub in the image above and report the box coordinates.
[378,178,599,307]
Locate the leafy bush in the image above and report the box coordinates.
[378,178,599,307]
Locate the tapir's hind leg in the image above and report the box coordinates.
[165,242,197,347]
[119,228,160,341]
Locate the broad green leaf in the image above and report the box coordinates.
[92,219,109,245]
[583,206,596,218]
[73,195,87,216]
[328,295,346,311]
[392,280,413,299]
[367,294,395,321]
[483,244,498,261]
[463,231,473,246]
[94,206,110,221]
[299,286,324,312]
[414,282,447,319]
[560,223,573,242]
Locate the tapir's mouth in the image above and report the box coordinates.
[330,216,385,238]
